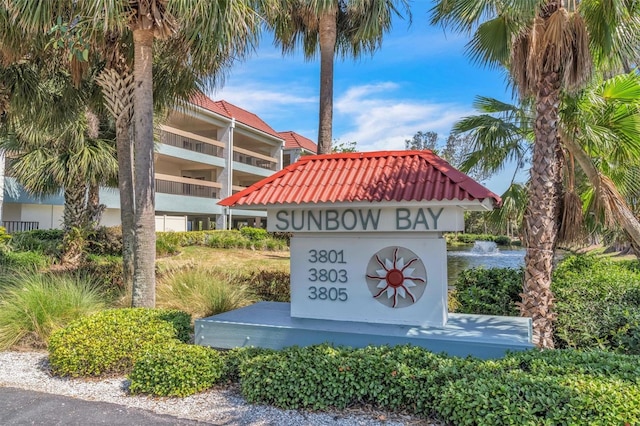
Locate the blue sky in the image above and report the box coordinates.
[211,2,521,194]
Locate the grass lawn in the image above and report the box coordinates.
[156,246,290,274]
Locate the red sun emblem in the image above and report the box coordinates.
[366,247,427,308]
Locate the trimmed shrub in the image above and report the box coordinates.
[220,346,275,383]
[552,255,640,353]
[157,267,255,319]
[240,226,268,241]
[245,270,291,302]
[156,233,180,256]
[239,344,640,424]
[493,235,512,246]
[0,272,105,349]
[451,267,522,316]
[129,343,224,397]
[87,226,123,256]
[48,308,191,377]
[0,250,51,271]
[81,255,124,299]
[9,229,63,256]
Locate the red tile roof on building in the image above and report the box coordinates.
[190,93,281,139]
[219,150,502,208]
[278,131,318,153]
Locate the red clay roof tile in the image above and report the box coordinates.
[219,150,502,208]
[190,93,281,139]
[278,130,318,153]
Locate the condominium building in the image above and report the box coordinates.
[1,93,316,233]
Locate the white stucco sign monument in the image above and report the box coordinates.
[219,151,502,328]
[198,151,534,358]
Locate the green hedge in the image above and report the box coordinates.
[129,343,224,397]
[155,229,288,251]
[553,255,640,353]
[48,308,191,377]
[446,233,514,246]
[451,267,522,316]
[238,344,640,425]
[452,255,640,354]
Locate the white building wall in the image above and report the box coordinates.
[155,215,187,232]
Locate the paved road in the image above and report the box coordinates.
[0,387,211,425]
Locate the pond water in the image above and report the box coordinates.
[447,241,525,286]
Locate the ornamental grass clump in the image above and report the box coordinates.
[0,272,105,350]
[129,343,224,397]
[157,266,255,319]
[48,308,191,377]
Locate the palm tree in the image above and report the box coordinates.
[1,106,117,266]
[455,76,640,348]
[432,0,640,348]
[6,0,263,307]
[457,74,640,251]
[265,0,410,154]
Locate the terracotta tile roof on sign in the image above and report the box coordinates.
[219,150,502,208]
[190,93,281,139]
[279,131,318,153]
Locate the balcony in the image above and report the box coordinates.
[159,125,224,158]
[233,146,277,171]
[155,174,222,199]
[232,185,248,194]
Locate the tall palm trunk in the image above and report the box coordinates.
[96,68,136,291]
[61,177,88,267]
[317,6,337,154]
[118,117,135,291]
[132,28,156,308]
[520,75,563,349]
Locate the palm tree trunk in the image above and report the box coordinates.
[61,179,88,267]
[118,118,135,292]
[132,28,156,308]
[96,68,136,291]
[520,70,563,349]
[317,6,337,154]
[87,183,105,227]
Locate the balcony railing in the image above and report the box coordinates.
[159,125,224,158]
[232,185,248,194]
[3,221,39,233]
[233,146,277,171]
[155,174,222,199]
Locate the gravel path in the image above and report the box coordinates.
[0,351,429,425]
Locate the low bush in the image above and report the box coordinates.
[239,226,268,241]
[245,269,291,302]
[450,267,522,316]
[48,308,191,377]
[238,344,640,424]
[0,272,105,349]
[9,229,63,256]
[129,343,224,397]
[156,233,181,257]
[157,267,254,319]
[87,226,123,256]
[493,235,512,246]
[220,346,275,383]
[553,255,640,353]
[451,255,640,354]
[153,230,288,252]
[81,255,124,300]
[0,250,51,271]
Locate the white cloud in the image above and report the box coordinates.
[212,83,316,112]
[334,83,474,151]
